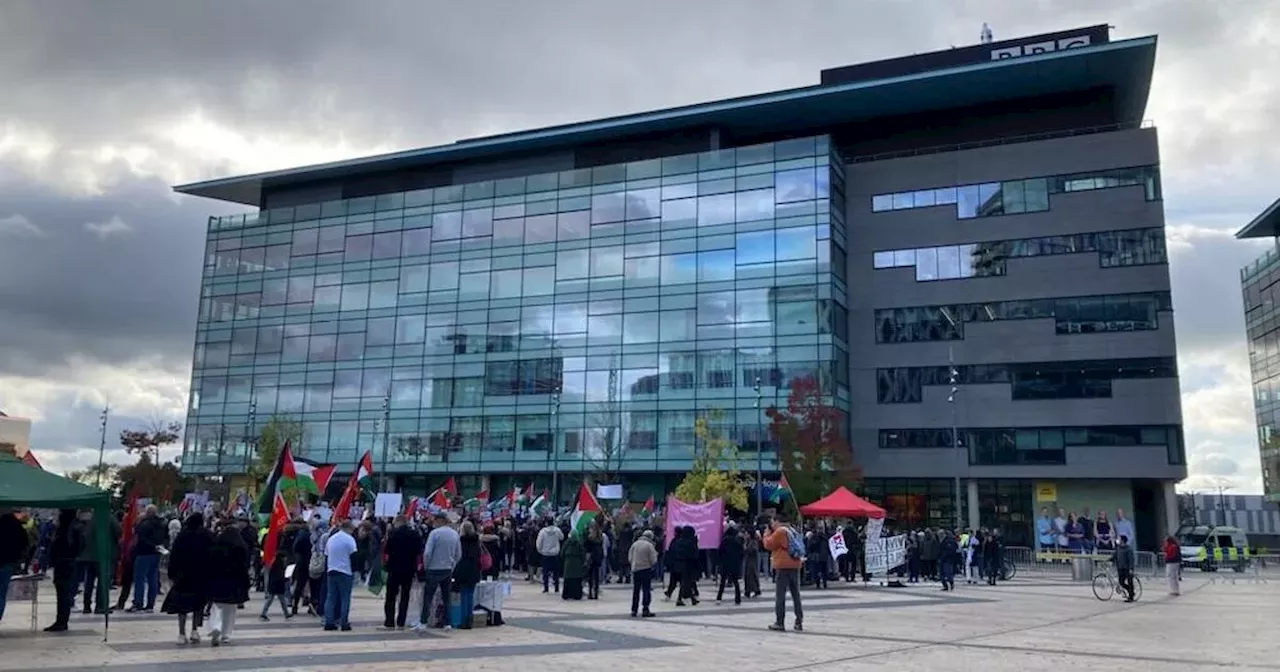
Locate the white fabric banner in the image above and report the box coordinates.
[866,533,908,575]
[828,530,849,560]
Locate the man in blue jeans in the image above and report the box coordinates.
[129,505,167,612]
[421,512,460,629]
[323,520,357,631]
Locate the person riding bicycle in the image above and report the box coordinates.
[1110,535,1136,602]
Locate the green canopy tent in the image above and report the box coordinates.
[0,453,113,639]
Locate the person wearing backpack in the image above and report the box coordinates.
[762,514,803,632]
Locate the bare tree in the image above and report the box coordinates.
[584,367,625,483]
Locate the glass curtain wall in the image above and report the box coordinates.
[183,136,849,479]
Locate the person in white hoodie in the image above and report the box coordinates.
[536,521,564,594]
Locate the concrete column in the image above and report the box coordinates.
[966,480,980,532]
[1162,480,1179,542]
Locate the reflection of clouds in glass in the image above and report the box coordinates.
[737,230,774,264]
[775,169,817,203]
[624,189,660,220]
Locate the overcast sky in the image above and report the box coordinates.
[1,1,1276,492]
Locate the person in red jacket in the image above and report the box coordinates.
[762,515,803,632]
[1162,536,1181,596]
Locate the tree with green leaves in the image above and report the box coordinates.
[674,409,748,511]
[114,452,193,506]
[766,374,860,506]
[66,463,119,490]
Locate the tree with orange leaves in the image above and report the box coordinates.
[765,374,860,506]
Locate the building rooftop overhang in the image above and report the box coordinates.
[1235,198,1280,239]
[174,34,1158,207]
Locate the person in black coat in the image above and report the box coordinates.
[670,526,700,606]
[207,523,250,646]
[44,509,84,632]
[289,523,312,616]
[162,513,214,643]
[716,524,745,604]
[454,522,484,629]
[381,516,422,629]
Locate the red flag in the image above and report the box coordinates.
[405,496,419,521]
[20,450,42,470]
[261,492,290,564]
[333,451,373,522]
[115,486,141,584]
[642,495,655,514]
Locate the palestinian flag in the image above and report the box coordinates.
[463,488,489,511]
[516,483,533,505]
[770,473,792,503]
[334,451,374,522]
[290,457,336,497]
[642,495,655,514]
[570,483,602,537]
[260,492,290,565]
[255,442,336,515]
[505,487,517,508]
[530,490,550,516]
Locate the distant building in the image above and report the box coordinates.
[0,410,33,459]
[1235,197,1280,502]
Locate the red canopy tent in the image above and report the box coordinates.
[799,486,885,518]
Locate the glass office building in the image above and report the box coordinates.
[1237,198,1280,502]
[178,25,1188,543]
[184,136,848,497]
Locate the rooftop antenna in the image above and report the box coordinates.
[980,23,994,44]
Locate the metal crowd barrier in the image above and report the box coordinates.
[1002,546,1164,579]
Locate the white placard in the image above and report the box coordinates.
[595,484,623,500]
[374,492,403,518]
[828,530,848,560]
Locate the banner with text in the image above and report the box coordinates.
[865,534,908,575]
[663,497,725,550]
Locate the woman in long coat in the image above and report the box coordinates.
[560,533,587,600]
[454,521,484,629]
[206,522,250,647]
[161,513,214,644]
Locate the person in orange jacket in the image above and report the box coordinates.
[761,514,803,632]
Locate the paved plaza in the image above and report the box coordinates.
[0,572,1275,671]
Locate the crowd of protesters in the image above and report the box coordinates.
[1,497,1046,641]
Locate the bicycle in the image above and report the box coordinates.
[1000,557,1017,581]
[1091,564,1142,602]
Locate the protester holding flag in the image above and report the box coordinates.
[560,530,587,601]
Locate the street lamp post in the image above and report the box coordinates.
[380,395,392,491]
[948,346,963,532]
[244,397,257,474]
[551,387,561,508]
[95,405,109,488]
[754,376,763,515]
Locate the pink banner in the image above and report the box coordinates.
[664,497,725,550]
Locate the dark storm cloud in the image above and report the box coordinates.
[0,163,243,377]
[0,0,1276,483]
